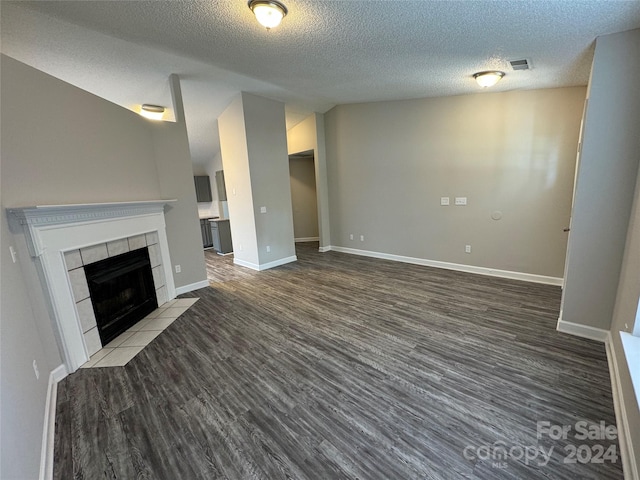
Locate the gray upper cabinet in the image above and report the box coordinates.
[215,170,227,201]
[194,176,212,202]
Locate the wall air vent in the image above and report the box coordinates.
[509,59,530,71]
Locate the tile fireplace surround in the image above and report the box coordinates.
[7,201,177,373]
[64,231,168,358]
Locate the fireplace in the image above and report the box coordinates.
[7,201,177,372]
[85,248,158,345]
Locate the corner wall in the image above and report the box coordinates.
[218,92,296,270]
[600,27,640,473]
[324,87,585,279]
[218,94,260,266]
[152,75,207,292]
[243,93,296,266]
[561,29,640,332]
[555,28,640,474]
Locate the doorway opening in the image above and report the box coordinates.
[289,149,319,244]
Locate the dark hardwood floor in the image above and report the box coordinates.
[54,243,623,479]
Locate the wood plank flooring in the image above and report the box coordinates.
[54,243,623,479]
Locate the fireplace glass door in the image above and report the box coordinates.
[84,248,158,345]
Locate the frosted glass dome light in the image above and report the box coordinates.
[249,0,288,29]
[473,71,505,88]
[140,104,165,121]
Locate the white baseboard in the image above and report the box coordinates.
[40,365,67,480]
[556,318,609,342]
[606,333,639,480]
[318,245,331,253]
[175,279,210,295]
[257,255,297,271]
[234,255,297,271]
[295,237,319,243]
[233,258,258,270]
[323,246,563,286]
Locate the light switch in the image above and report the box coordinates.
[440,197,450,206]
[455,197,467,206]
[260,206,267,213]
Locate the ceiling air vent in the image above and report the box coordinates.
[509,59,530,71]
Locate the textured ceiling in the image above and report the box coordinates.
[3,0,640,164]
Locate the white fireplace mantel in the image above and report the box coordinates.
[7,200,177,372]
[8,200,175,256]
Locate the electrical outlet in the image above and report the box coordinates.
[349,234,354,240]
[266,245,271,253]
[455,197,468,206]
[238,243,243,251]
[260,206,267,214]
[360,235,365,242]
[33,360,40,380]
[440,197,450,206]
[175,264,181,273]
[465,245,471,253]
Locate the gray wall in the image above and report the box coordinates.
[152,75,207,290]
[613,167,640,338]
[218,94,260,265]
[219,92,296,268]
[0,55,205,476]
[1,56,161,205]
[1,56,206,290]
[610,165,640,468]
[289,156,319,240]
[324,87,585,278]
[0,214,60,480]
[243,93,296,265]
[590,29,640,468]
[561,29,640,331]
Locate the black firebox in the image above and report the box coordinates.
[84,248,158,346]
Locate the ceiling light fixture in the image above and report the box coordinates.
[248,0,287,30]
[473,71,505,88]
[140,104,165,121]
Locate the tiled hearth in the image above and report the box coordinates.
[64,231,168,357]
[81,297,199,368]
